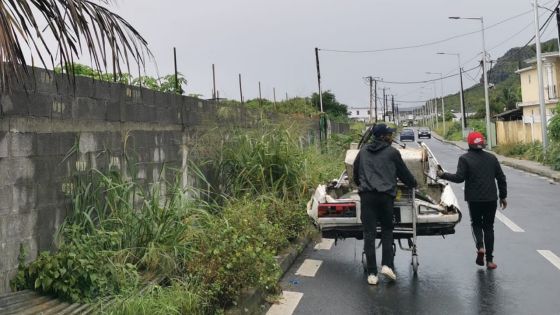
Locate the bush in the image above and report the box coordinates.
[188,211,280,308]
[12,227,138,302]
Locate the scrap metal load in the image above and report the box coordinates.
[307,129,461,240]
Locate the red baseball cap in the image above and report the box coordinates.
[467,131,486,149]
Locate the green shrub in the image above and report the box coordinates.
[188,212,280,308]
[12,227,138,302]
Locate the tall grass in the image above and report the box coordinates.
[14,122,353,312]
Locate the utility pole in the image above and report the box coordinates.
[480,18,492,149]
[459,67,467,128]
[382,88,386,121]
[374,79,378,122]
[273,87,277,107]
[258,81,262,106]
[173,47,179,94]
[534,0,549,151]
[440,73,446,135]
[368,76,373,124]
[239,74,244,103]
[315,48,324,112]
[391,95,395,122]
[212,64,216,100]
[556,4,560,57]
[286,92,289,101]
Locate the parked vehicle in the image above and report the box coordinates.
[400,128,415,141]
[306,125,462,272]
[418,127,431,139]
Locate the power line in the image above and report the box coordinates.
[366,65,480,85]
[319,8,538,54]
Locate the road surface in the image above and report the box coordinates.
[268,136,560,315]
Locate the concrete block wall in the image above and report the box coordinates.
[0,67,346,293]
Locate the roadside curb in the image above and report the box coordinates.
[225,229,320,315]
[432,132,560,182]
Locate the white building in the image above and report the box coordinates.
[348,106,381,122]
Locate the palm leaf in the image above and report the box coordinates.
[0,0,151,90]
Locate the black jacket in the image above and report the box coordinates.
[353,140,417,197]
[441,149,507,202]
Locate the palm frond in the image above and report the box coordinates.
[0,0,151,90]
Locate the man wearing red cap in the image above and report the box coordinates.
[437,131,507,269]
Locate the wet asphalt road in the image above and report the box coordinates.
[274,136,560,315]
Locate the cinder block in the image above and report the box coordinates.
[78,132,98,154]
[36,205,60,251]
[27,93,52,118]
[0,132,8,158]
[0,185,13,214]
[154,91,172,107]
[36,133,58,156]
[4,212,38,240]
[12,183,37,213]
[56,132,78,156]
[10,133,35,157]
[51,95,72,120]
[93,80,112,100]
[0,93,28,116]
[106,100,122,122]
[72,97,105,121]
[74,75,95,98]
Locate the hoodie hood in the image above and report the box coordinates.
[365,140,390,153]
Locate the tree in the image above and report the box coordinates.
[311,91,349,119]
[0,0,150,89]
[496,87,519,111]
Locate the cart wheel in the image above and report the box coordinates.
[411,255,419,273]
[392,243,397,257]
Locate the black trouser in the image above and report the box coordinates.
[468,201,497,262]
[360,191,395,275]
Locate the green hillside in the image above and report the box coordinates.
[440,38,559,118]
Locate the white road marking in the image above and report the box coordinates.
[537,250,560,271]
[314,238,334,250]
[267,291,304,315]
[295,259,323,277]
[495,211,525,232]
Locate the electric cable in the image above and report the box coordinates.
[319,5,549,54]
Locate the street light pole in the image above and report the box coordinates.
[480,17,493,149]
[449,17,492,146]
[534,0,549,151]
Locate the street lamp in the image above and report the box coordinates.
[449,16,492,148]
[426,72,443,131]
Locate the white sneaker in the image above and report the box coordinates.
[381,265,396,281]
[367,274,379,285]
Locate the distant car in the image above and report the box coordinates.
[418,128,431,139]
[402,121,409,127]
[400,128,415,141]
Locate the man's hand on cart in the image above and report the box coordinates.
[436,164,444,178]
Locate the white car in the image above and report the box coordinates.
[307,126,462,243]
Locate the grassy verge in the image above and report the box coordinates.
[11,123,353,314]
[494,141,560,170]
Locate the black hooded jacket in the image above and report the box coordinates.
[440,148,507,202]
[353,140,417,197]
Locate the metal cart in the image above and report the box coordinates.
[362,184,419,274]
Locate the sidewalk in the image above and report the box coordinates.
[432,133,560,182]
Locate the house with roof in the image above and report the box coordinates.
[515,51,559,142]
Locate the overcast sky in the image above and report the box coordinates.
[108,0,559,109]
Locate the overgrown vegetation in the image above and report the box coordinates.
[54,63,187,94]
[494,104,560,171]
[11,122,351,313]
